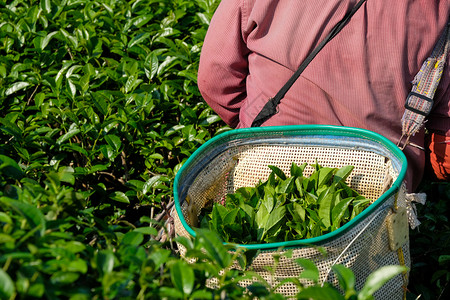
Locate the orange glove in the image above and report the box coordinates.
[427,132,450,181]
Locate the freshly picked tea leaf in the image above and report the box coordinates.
[198,162,370,244]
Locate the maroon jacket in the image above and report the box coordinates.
[198,0,450,191]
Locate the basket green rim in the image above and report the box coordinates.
[173,124,408,250]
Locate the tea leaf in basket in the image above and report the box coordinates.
[332,197,355,230]
[309,218,325,239]
[268,165,287,180]
[276,176,296,194]
[290,161,307,177]
[305,191,319,205]
[333,165,354,184]
[262,206,286,242]
[255,205,270,241]
[288,202,306,223]
[350,196,371,219]
[197,162,370,244]
[318,190,335,229]
[318,167,336,189]
[223,208,240,226]
[262,185,276,213]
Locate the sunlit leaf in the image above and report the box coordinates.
[56,123,80,145]
[358,265,408,300]
[170,261,195,295]
[104,134,122,152]
[0,270,15,299]
[109,192,130,203]
[5,81,30,95]
[41,31,59,50]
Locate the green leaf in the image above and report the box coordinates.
[288,202,306,222]
[277,176,295,194]
[143,175,169,194]
[317,167,336,188]
[268,165,287,180]
[332,264,356,292]
[91,92,109,115]
[128,32,151,48]
[291,162,307,177]
[5,81,30,95]
[0,197,46,237]
[104,134,122,152]
[0,154,24,180]
[97,250,115,277]
[134,227,158,235]
[194,228,231,269]
[132,15,153,28]
[438,255,450,265]
[41,31,59,50]
[297,286,345,300]
[60,28,78,49]
[56,123,80,145]
[159,287,184,299]
[109,192,130,203]
[0,212,12,224]
[122,231,144,245]
[332,197,354,229]
[40,0,51,13]
[58,166,75,185]
[145,52,159,80]
[223,208,239,226]
[358,265,408,300]
[255,204,269,235]
[334,165,354,183]
[27,283,44,298]
[67,78,77,98]
[50,271,80,285]
[0,269,15,299]
[295,258,320,283]
[100,145,115,160]
[0,64,6,78]
[318,191,334,229]
[264,206,286,236]
[170,261,195,296]
[67,259,88,274]
[262,185,276,213]
[182,124,196,141]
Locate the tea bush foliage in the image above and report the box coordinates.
[0,0,448,299]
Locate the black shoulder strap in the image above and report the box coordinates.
[251,0,367,127]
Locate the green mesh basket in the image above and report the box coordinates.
[172,125,408,299]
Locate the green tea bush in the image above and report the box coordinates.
[0,0,228,224]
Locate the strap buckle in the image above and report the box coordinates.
[404,92,434,116]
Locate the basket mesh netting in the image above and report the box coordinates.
[172,125,409,299]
